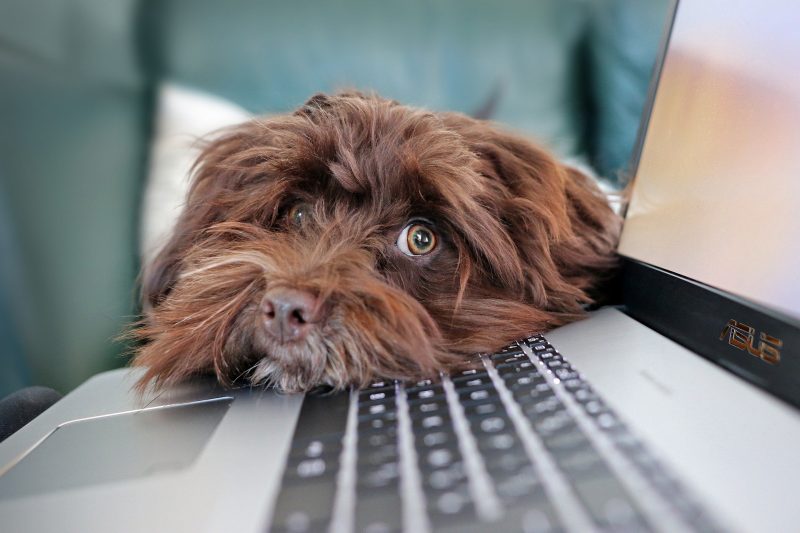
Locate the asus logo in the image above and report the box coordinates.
[719,319,782,365]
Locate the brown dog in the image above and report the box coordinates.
[131,92,621,392]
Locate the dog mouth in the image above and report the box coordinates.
[246,347,331,393]
[245,293,337,392]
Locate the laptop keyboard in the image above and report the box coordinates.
[268,335,720,533]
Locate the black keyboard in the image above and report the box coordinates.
[268,335,720,533]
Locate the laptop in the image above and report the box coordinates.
[1,0,799,531]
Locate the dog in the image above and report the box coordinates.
[131,92,621,393]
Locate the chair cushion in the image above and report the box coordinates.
[146,0,593,159]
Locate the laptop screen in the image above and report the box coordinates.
[618,0,800,324]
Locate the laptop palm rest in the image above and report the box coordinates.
[547,307,800,532]
[0,398,232,500]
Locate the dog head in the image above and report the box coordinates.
[132,92,620,392]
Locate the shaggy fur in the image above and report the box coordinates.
[131,92,621,392]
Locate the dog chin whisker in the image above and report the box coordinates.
[229,359,264,386]
[248,357,330,393]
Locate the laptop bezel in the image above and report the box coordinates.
[617,0,800,409]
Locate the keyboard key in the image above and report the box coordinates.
[354,490,404,533]
[288,435,342,461]
[416,430,455,449]
[541,427,592,454]
[358,398,396,417]
[498,499,561,533]
[495,360,537,375]
[493,466,541,501]
[359,431,395,449]
[293,457,333,479]
[456,385,499,405]
[504,371,544,387]
[489,352,527,364]
[434,488,470,515]
[358,443,399,466]
[366,380,394,389]
[477,431,518,452]
[357,461,401,490]
[462,401,501,418]
[358,385,396,402]
[452,367,485,379]
[452,376,494,390]
[412,399,449,416]
[570,475,650,530]
[360,416,396,432]
[527,342,554,354]
[494,343,525,355]
[426,466,467,491]
[357,409,399,423]
[406,384,445,402]
[418,414,448,429]
[482,447,530,474]
[527,395,564,415]
[451,370,491,384]
[477,415,506,433]
[425,447,458,469]
[512,382,555,401]
[528,408,573,435]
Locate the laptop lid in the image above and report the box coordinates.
[618,0,800,407]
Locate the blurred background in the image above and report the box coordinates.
[0,0,670,397]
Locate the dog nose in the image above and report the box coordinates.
[261,288,320,343]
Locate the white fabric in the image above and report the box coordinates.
[140,83,252,263]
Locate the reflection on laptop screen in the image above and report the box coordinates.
[618,0,800,322]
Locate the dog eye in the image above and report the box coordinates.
[288,203,310,227]
[397,223,437,256]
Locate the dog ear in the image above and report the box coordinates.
[142,121,284,308]
[141,149,228,308]
[441,113,621,313]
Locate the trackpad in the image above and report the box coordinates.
[0,398,232,499]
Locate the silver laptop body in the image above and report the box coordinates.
[2,1,799,531]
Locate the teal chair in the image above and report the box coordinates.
[0,176,30,394]
[0,0,670,396]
